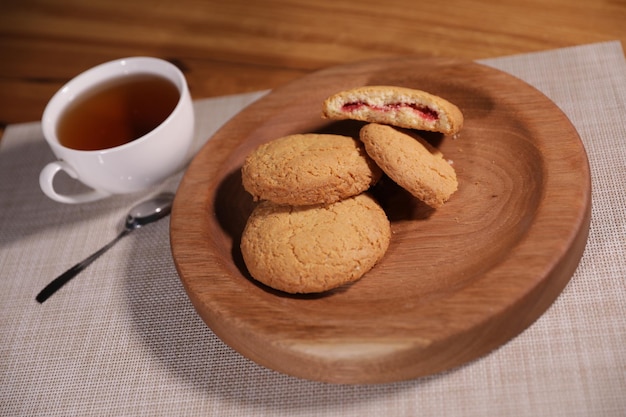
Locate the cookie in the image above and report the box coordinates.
[322,86,464,135]
[360,123,458,208]
[240,193,391,294]
[241,133,382,206]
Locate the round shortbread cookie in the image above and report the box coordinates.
[240,193,391,294]
[360,123,458,208]
[242,133,382,206]
[322,85,464,135]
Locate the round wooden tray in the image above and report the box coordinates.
[170,57,591,384]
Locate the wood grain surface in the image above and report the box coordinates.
[170,57,591,383]
[1,0,625,132]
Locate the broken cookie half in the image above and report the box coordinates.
[322,86,463,135]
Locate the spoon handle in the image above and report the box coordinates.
[36,228,131,303]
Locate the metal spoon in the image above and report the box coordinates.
[36,192,175,303]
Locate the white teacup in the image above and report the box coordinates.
[40,57,194,204]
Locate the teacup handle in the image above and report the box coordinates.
[39,161,111,204]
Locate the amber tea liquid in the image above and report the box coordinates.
[57,73,180,151]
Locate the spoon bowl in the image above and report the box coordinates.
[125,193,174,229]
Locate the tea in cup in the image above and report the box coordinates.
[40,57,194,204]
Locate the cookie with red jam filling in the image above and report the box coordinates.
[322,86,463,135]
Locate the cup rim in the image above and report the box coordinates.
[41,56,189,154]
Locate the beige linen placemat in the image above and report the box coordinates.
[1,41,625,416]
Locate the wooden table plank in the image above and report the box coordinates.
[1,0,625,131]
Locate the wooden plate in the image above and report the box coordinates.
[170,57,591,384]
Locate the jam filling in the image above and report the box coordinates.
[342,101,439,122]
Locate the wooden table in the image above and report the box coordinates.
[1,0,625,133]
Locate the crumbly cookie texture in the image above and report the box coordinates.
[240,194,391,294]
[241,133,382,206]
[360,123,458,208]
[322,85,464,135]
